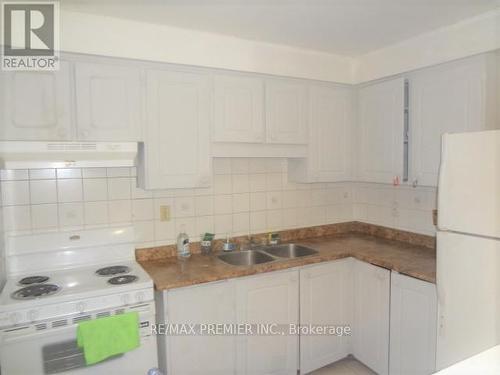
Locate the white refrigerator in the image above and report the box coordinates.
[436,130,500,370]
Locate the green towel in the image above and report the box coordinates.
[77,312,140,365]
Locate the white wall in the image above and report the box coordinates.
[60,9,500,85]
[353,9,500,83]
[60,10,354,84]
[0,185,4,289]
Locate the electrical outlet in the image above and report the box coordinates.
[159,205,171,222]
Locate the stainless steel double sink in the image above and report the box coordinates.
[217,243,318,266]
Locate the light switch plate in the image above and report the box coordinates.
[160,205,171,222]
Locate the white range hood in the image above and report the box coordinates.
[0,141,138,169]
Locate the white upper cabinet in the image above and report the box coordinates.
[390,272,437,375]
[357,77,405,184]
[0,61,72,140]
[74,61,142,141]
[353,259,390,375]
[236,270,299,375]
[409,54,496,187]
[213,74,265,143]
[300,259,353,374]
[265,79,308,144]
[288,84,354,182]
[140,69,211,189]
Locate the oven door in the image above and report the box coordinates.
[0,305,158,375]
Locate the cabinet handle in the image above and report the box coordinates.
[412,179,418,188]
[79,129,90,139]
[198,175,210,186]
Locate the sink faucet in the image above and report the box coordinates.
[243,235,262,250]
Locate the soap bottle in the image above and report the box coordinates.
[176,226,191,260]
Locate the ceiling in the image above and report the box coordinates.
[61,0,500,56]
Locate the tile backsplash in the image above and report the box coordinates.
[0,158,436,248]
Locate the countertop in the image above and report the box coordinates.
[139,233,436,291]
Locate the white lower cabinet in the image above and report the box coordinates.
[389,272,437,375]
[159,280,237,375]
[159,269,299,375]
[157,260,436,375]
[300,258,353,373]
[353,259,391,375]
[236,270,299,375]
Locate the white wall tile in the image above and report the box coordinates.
[196,216,214,237]
[82,168,107,178]
[175,217,196,238]
[29,169,56,180]
[213,158,232,174]
[0,170,29,181]
[56,169,82,179]
[3,205,31,232]
[58,203,84,228]
[155,220,176,241]
[195,196,213,216]
[232,174,249,193]
[214,195,232,215]
[266,173,282,190]
[132,199,154,221]
[30,180,57,204]
[266,191,282,210]
[249,211,265,232]
[84,202,109,225]
[1,181,30,205]
[214,214,233,235]
[57,179,83,203]
[232,212,249,235]
[108,200,132,223]
[231,159,249,174]
[174,196,195,218]
[32,204,58,230]
[248,159,268,173]
[134,220,155,243]
[249,173,267,192]
[83,179,108,201]
[266,209,283,230]
[250,192,267,211]
[232,193,250,213]
[213,174,232,194]
[108,178,131,200]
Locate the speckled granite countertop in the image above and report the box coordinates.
[139,233,436,291]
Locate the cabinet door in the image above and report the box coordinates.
[235,270,299,375]
[390,272,437,375]
[310,85,354,182]
[164,281,237,375]
[300,258,353,374]
[75,62,142,141]
[213,74,265,143]
[0,61,72,140]
[410,56,489,187]
[265,79,308,144]
[353,260,390,375]
[142,69,211,189]
[357,77,404,184]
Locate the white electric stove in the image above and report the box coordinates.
[0,226,158,375]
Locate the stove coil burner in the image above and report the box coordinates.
[107,275,138,285]
[12,284,60,300]
[95,265,131,277]
[18,276,50,285]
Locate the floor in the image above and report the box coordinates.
[309,357,376,375]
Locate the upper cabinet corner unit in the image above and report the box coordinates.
[0,55,143,142]
[408,53,497,187]
[288,84,354,183]
[356,76,405,185]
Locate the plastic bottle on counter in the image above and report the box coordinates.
[176,226,191,260]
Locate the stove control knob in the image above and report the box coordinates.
[135,292,144,303]
[10,312,21,324]
[27,310,39,321]
[76,302,86,313]
[121,294,130,305]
